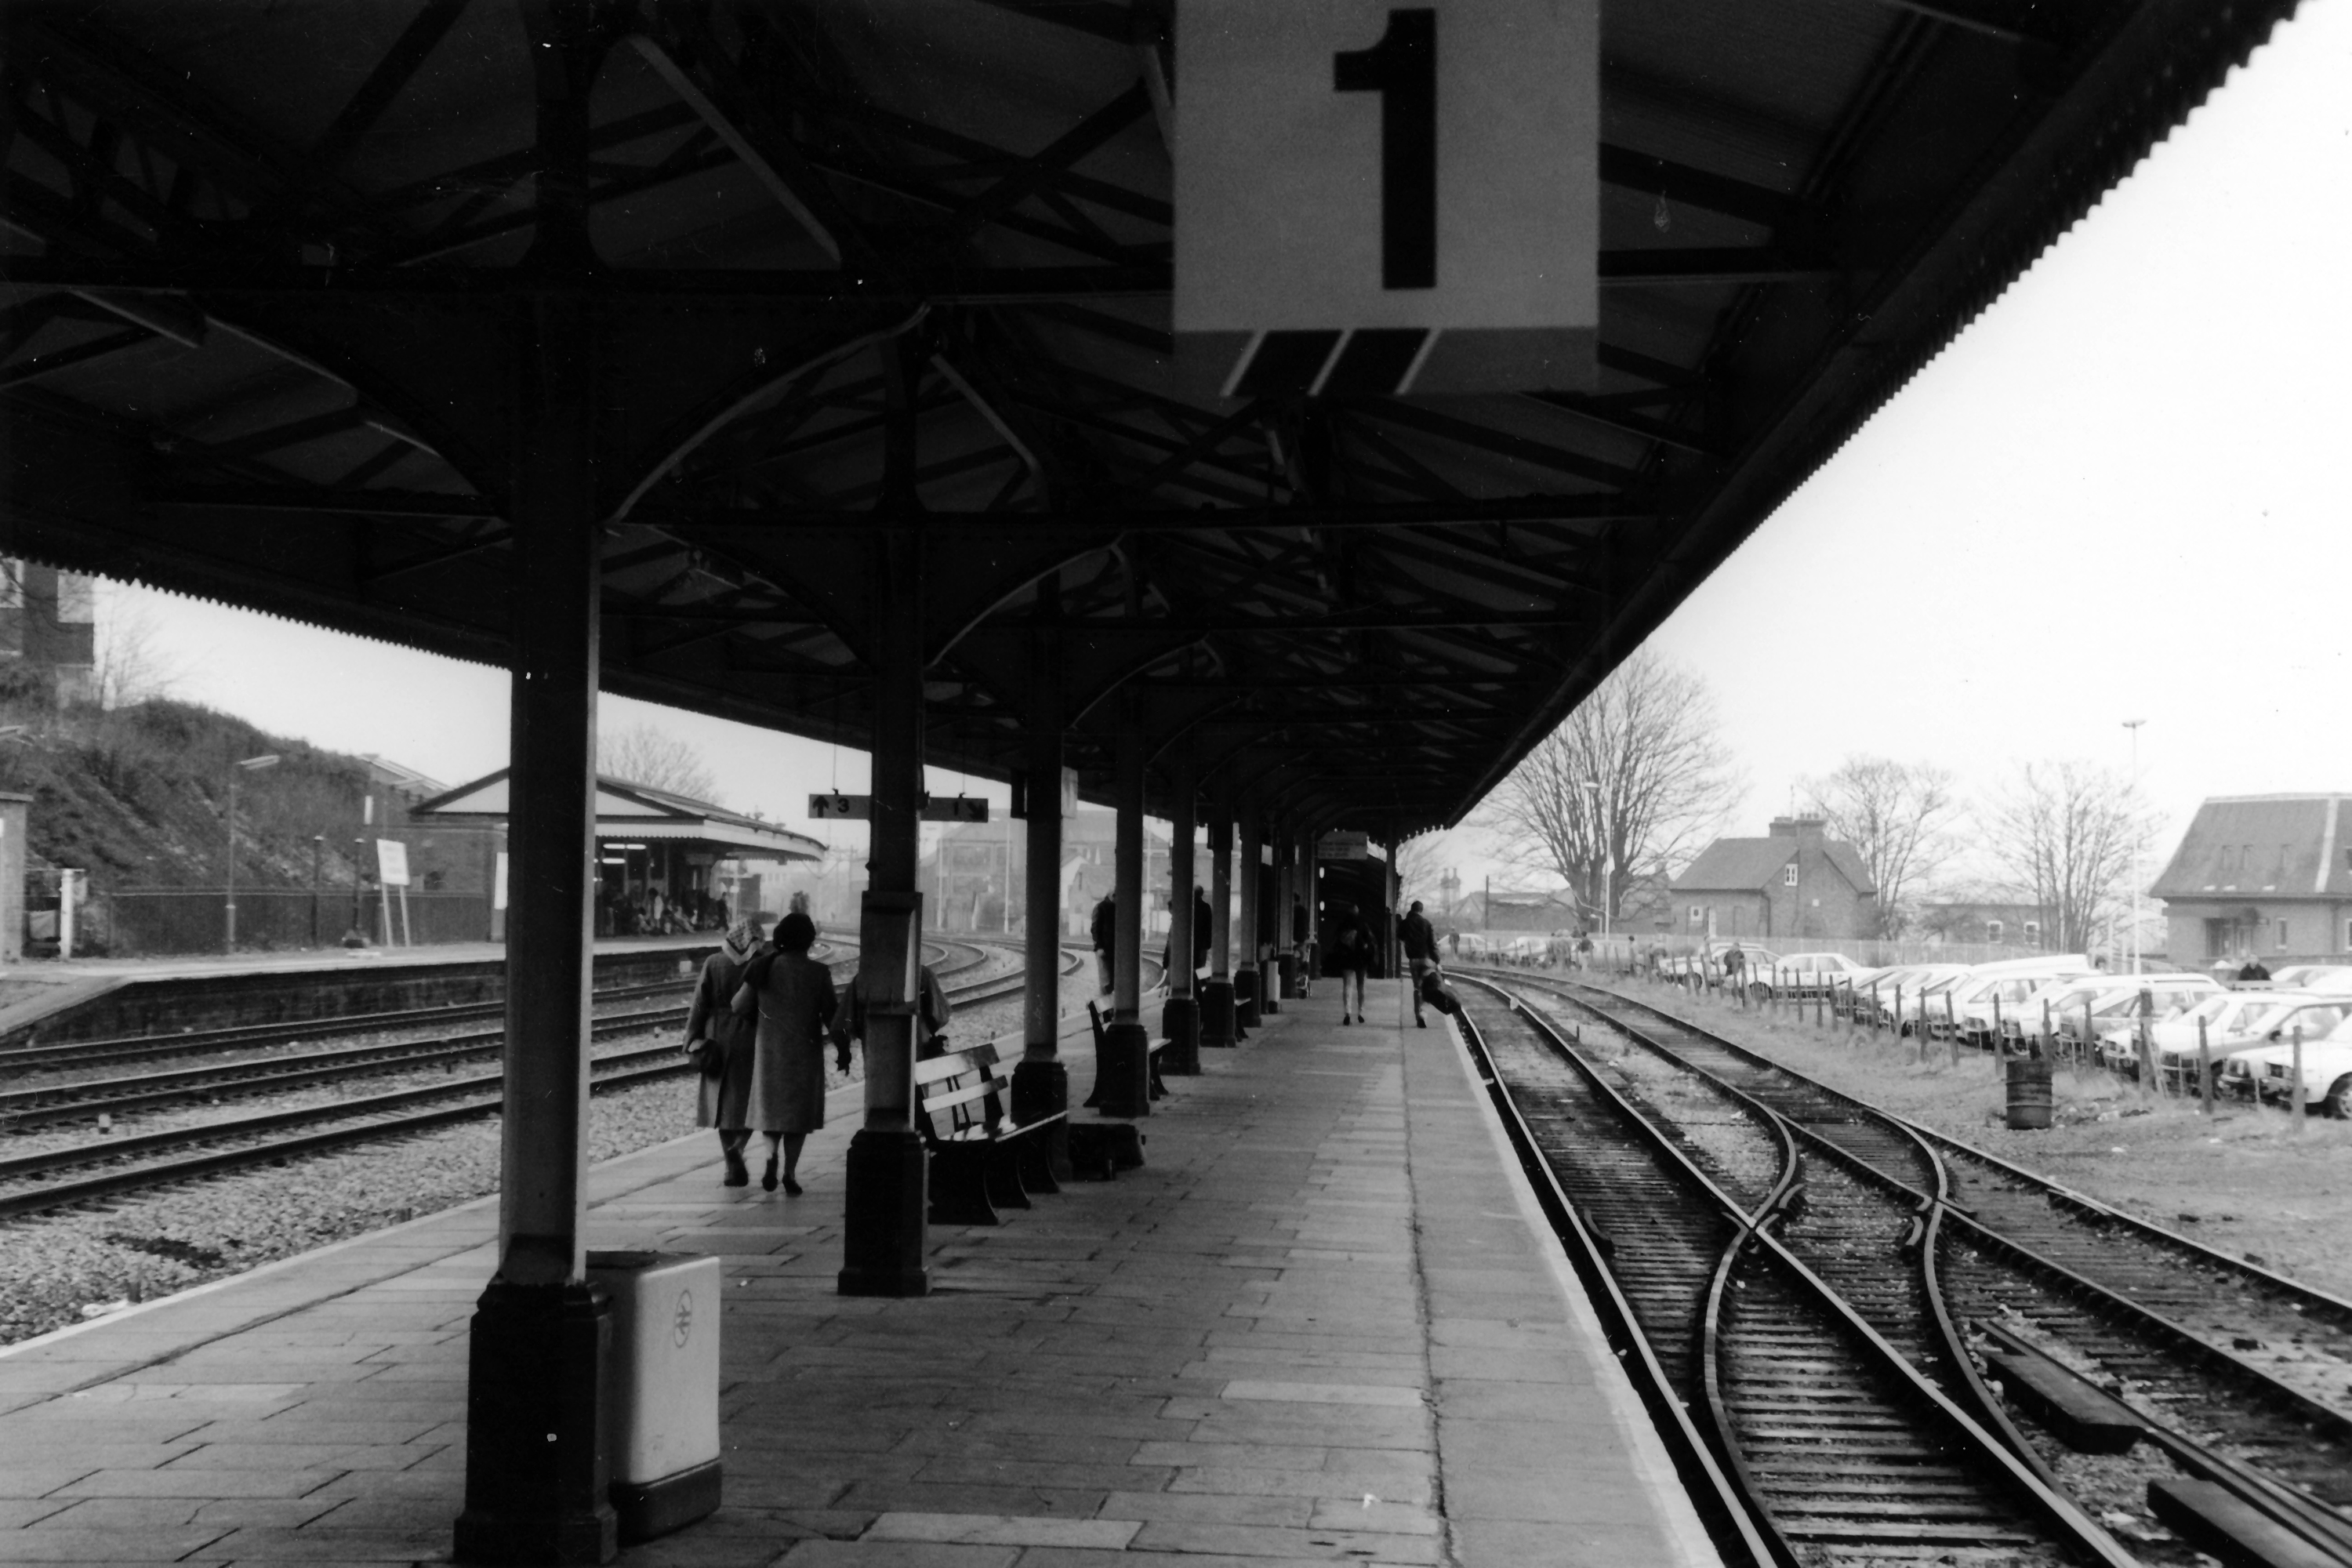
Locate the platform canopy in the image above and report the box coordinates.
[0,0,2298,834]
[414,768,824,862]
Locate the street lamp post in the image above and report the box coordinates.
[224,753,282,952]
[2122,720,2145,976]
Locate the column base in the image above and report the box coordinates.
[837,1127,929,1298]
[1097,1021,1153,1116]
[1200,980,1236,1048]
[1158,996,1200,1075]
[452,1280,617,1566]
[1010,1058,1073,1184]
[1235,966,1261,1028]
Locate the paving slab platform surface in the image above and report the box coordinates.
[0,985,1719,1568]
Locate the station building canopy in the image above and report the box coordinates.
[414,769,824,862]
[0,0,2298,835]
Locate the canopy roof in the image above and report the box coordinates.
[414,768,824,862]
[0,0,2298,833]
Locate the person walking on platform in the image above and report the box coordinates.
[1400,900,1439,1029]
[731,911,839,1196]
[1091,891,1117,994]
[686,917,765,1186]
[1196,887,1215,976]
[1291,896,1312,996]
[1331,902,1369,1025]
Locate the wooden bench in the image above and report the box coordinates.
[913,1038,1065,1226]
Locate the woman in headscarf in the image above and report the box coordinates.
[686,917,765,1185]
[731,911,840,1194]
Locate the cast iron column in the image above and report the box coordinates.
[1160,757,1199,1073]
[455,8,614,1563]
[1235,804,1262,1028]
[840,373,929,1295]
[1098,702,1152,1114]
[1011,614,1071,1181]
[1260,818,1284,1014]
[1200,793,1236,1047]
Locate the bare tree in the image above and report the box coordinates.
[89,581,183,710]
[1980,760,2158,955]
[1800,756,1959,937]
[1483,648,1743,925]
[599,722,721,802]
[1391,834,1450,910]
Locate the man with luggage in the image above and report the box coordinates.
[1400,899,1440,1029]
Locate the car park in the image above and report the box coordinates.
[2002,974,2126,1054]
[2147,991,2341,1090]
[1867,965,1976,1033]
[1914,956,2095,1044]
[2071,975,2230,1071]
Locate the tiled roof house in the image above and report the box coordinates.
[1668,816,1878,940]
[2150,795,2352,960]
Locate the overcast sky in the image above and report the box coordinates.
[100,0,2350,888]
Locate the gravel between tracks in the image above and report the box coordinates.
[0,952,1082,1348]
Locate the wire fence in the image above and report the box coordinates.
[83,888,495,957]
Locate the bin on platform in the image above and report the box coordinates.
[586,1250,722,1544]
[1278,952,1300,999]
[2004,1057,2053,1131]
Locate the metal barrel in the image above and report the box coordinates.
[2005,1054,2054,1130]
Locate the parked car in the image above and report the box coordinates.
[2074,975,2229,1071]
[2235,1011,2352,1116]
[2164,992,2352,1091]
[2266,964,2352,993]
[1761,951,1873,1001]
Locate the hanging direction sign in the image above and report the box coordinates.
[1318,831,1371,861]
[808,793,990,824]
[1174,0,1599,397]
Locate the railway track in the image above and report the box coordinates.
[1453,975,2130,1566]
[0,935,1051,1222]
[1464,968,2352,1567]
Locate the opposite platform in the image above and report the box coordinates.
[0,987,1719,1567]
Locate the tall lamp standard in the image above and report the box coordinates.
[2122,720,2145,975]
[224,753,281,952]
[1580,779,1610,942]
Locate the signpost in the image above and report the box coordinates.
[376,838,412,947]
[1174,0,1599,397]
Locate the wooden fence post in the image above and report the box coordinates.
[2198,1017,2212,1116]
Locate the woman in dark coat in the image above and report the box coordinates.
[686,919,765,1186]
[731,911,840,1195]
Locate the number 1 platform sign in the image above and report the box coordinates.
[1174,0,1598,398]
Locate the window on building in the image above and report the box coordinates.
[2278,918,2291,952]
[1688,905,1703,929]
[2024,920,2040,943]
[1782,864,1798,887]
[1985,920,2003,943]
[55,573,93,622]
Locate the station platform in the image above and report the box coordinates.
[0,987,1718,1567]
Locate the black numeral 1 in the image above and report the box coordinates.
[1334,9,1436,291]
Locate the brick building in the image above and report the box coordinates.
[0,559,96,705]
[1669,815,1878,940]
[2150,794,2351,961]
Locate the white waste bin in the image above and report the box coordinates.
[586,1250,722,1543]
